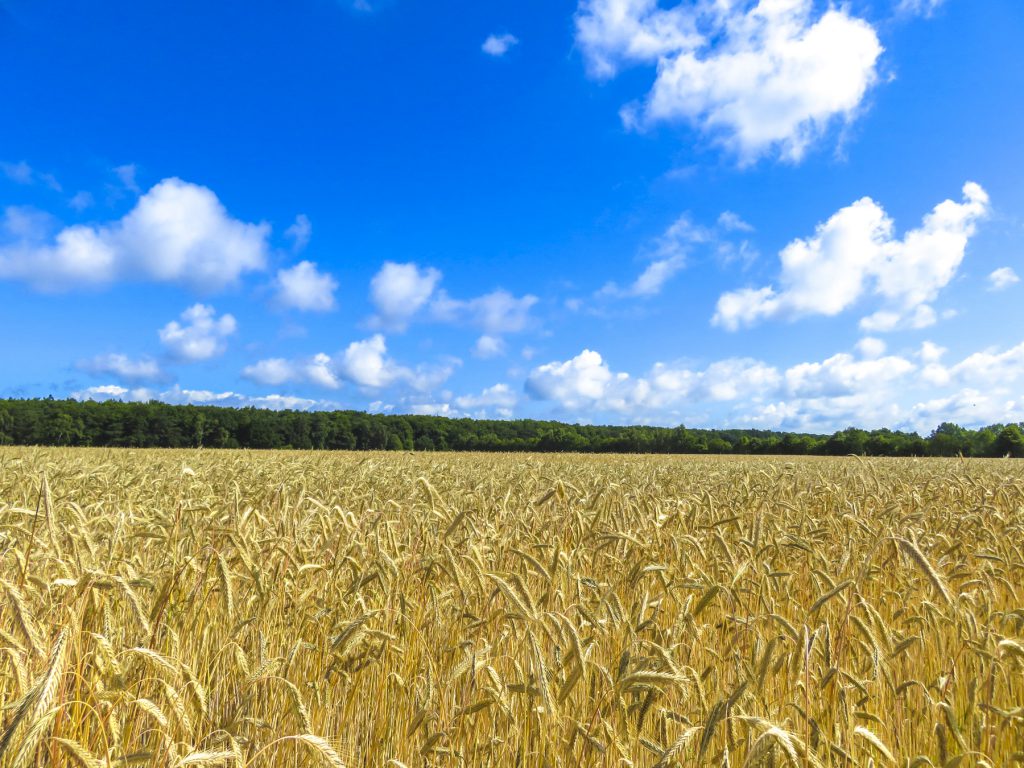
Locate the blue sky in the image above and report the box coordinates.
[2,0,1023,432]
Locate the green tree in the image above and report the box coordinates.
[994,425,1024,458]
[825,428,869,456]
[45,412,85,446]
[0,405,13,445]
[928,422,970,457]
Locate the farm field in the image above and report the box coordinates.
[0,447,1022,767]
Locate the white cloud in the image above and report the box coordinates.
[482,33,519,57]
[711,286,779,330]
[455,383,518,411]
[159,304,237,361]
[714,183,989,331]
[3,206,57,240]
[368,261,537,336]
[855,337,887,359]
[526,349,633,411]
[911,389,1024,433]
[370,261,442,329]
[285,214,312,252]
[521,342,951,430]
[988,267,1020,292]
[274,260,338,312]
[548,337,1024,432]
[620,256,686,297]
[577,0,883,162]
[785,353,915,398]
[525,349,779,415]
[431,289,538,334]
[717,210,754,232]
[243,335,456,393]
[859,304,937,333]
[73,335,1024,432]
[71,383,325,411]
[304,352,341,389]
[73,384,141,401]
[919,340,946,364]
[0,178,270,292]
[400,383,519,421]
[242,353,341,389]
[474,335,506,358]
[946,341,1024,387]
[339,335,457,391]
[649,357,781,405]
[599,214,710,298]
[78,353,165,384]
[575,0,701,78]
[339,335,395,388]
[242,357,295,386]
[408,403,456,416]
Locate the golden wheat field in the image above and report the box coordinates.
[0,447,1022,767]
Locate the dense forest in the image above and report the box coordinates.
[1,398,1022,457]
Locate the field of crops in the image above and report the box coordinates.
[0,447,1022,767]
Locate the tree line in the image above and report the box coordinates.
[0,397,1022,457]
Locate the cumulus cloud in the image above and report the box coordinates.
[242,353,341,389]
[407,402,456,417]
[242,335,456,393]
[482,33,519,57]
[72,384,326,411]
[454,383,518,412]
[0,178,270,292]
[855,337,887,359]
[274,260,338,312]
[576,0,883,162]
[159,304,237,361]
[756,337,1024,432]
[858,304,938,333]
[945,341,1024,387]
[988,267,1020,292]
[368,261,537,340]
[526,350,632,411]
[522,335,1024,432]
[339,334,400,388]
[77,353,166,384]
[338,335,456,390]
[241,358,296,387]
[369,261,442,329]
[401,384,519,421]
[784,353,915,398]
[714,183,989,331]
[911,390,1023,432]
[525,349,779,415]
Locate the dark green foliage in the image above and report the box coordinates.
[993,424,1024,458]
[0,398,1018,456]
